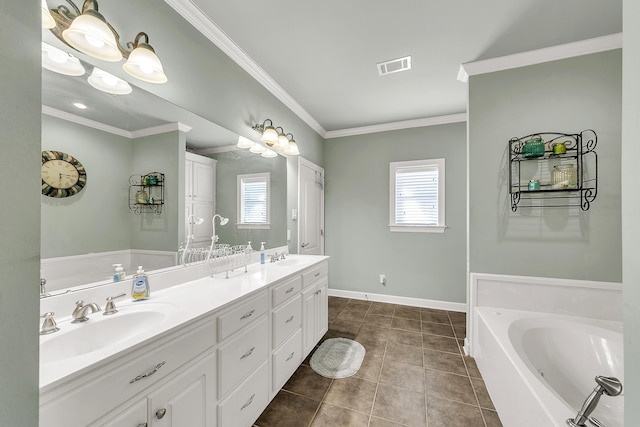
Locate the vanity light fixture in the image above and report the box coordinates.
[87,67,132,95]
[251,119,300,156]
[261,149,278,158]
[44,0,167,83]
[42,42,85,76]
[249,144,267,154]
[42,0,56,28]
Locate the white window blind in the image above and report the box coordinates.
[395,166,439,225]
[237,173,270,228]
[390,159,446,233]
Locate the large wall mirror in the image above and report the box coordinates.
[41,53,287,295]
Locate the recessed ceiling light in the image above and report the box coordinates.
[377,55,412,76]
[73,102,88,109]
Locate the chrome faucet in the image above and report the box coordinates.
[567,376,623,427]
[71,300,101,323]
[269,251,289,263]
[40,278,50,298]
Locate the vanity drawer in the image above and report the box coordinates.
[272,295,301,349]
[218,316,269,398]
[218,361,269,427]
[40,316,216,427]
[302,262,328,287]
[272,329,302,392]
[218,290,268,341]
[272,275,302,307]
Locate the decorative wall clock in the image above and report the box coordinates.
[41,150,87,198]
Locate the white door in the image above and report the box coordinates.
[298,158,324,255]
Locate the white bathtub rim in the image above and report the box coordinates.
[475,307,624,427]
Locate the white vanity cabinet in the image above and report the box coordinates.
[40,315,217,427]
[302,263,329,357]
[185,152,216,243]
[95,350,216,427]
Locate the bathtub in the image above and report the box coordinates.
[474,307,624,427]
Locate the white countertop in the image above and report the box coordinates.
[39,254,329,392]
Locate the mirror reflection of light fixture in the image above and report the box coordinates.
[261,149,277,158]
[45,0,167,83]
[251,119,301,156]
[236,136,254,149]
[87,67,132,95]
[249,144,267,154]
[42,42,85,76]
[42,0,56,28]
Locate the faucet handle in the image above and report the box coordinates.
[40,312,59,335]
[104,293,127,315]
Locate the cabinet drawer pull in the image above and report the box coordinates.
[240,346,256,360]
[286,351,295,362]
[240,309,255,320]
[241,393,255,411]
[285,315,295,324]
[314,272,320,277]
[129,361,166,384]
[285,287,295,294]
[155,408,167,419]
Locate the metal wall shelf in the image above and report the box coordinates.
[128,172,165,215]
[508,130,598,211]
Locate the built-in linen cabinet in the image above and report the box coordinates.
[302,263,329,357]
[185,152,216,244]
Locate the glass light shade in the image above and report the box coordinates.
[277,133,290,149]
[42,43,85,76]
[260,126,279,145]
[236,136,254,149]
[123,44,168,84]
[62,11,122,62]
[261,149,278,158]
[249,144,267,154]
[42,0,55,29]
[285,141,300,155]
[87,67,132,95]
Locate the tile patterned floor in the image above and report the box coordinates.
[254,297,503,427]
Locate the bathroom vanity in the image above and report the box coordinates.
[39,255,328,427]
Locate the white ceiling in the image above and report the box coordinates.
[174,0,622,134]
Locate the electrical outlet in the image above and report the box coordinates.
[379,274,386,285]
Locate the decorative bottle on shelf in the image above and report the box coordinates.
[135,189,149,204]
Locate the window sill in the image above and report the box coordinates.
[389,225,447,233]
[237,223,271,230]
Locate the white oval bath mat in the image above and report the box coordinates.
[310,338,366,379]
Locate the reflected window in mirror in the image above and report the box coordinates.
[237,172,270,229]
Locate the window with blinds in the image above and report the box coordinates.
[389,159,446,233]
[237,172,270,229]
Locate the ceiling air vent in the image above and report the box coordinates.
[377,56,412,76]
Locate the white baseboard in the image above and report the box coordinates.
[327,288,466,313]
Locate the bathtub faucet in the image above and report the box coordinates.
[566,376,623,427]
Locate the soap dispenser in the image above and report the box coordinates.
[131,266,150,301]
[112,264,125,282]
[260,242,266,264]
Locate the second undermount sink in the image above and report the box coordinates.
[40,302,178,364]
[272,256,307,267]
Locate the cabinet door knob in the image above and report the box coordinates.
[156,408,167,419]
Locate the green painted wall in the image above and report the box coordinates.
[325,123,467,303]
[622,0,640,422]
[0,2,40,425]
[41,115,132,257]
[468,50,622,282]
[211,151,287,248]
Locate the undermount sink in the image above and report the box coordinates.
[272,257,307,267]
[40,302,177,363]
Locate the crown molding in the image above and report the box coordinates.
[42,105,189,139]
[325,113,467,139]
[458,33,622,82]
[194,144,239,154]
[163,0,327,137]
